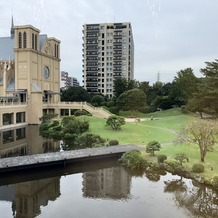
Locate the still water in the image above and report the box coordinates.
[0,126,218,218]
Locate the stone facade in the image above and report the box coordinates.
[0,21,61,125]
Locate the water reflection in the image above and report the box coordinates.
[0,125,60,158]
[1,164,218,217]
[82,166,131,200]
[164,178,218,217]
[0,177,60,218]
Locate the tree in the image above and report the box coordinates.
[106,115,125,130]
[113,78,128,97]
[117,89,146,114]
[113,78,138,97]
[146,141,161,156]
[91,94,105,106]
[173,68,199,102]
[188,60,218,118]
[177,119,218,162]
[61,86,91,102]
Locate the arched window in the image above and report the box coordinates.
[32,33,34,49]
[23,32,27,48]
[35,34,37,50]
[19,32,22,48]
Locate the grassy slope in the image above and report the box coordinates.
[84,108,218,179]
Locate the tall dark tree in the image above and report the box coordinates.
[173,68,199,103]
[61,86,91,102]
[188,59,218,117]
[113,78,138,97]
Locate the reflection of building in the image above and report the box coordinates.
[82,22,134,97]
[82,166,131,199]
[0,177,60,218]
[0,125,60,158]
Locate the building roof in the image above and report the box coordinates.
[0,37,14,60]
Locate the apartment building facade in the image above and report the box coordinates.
[82,22,134,98]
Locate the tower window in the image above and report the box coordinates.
[32,33,34,49]
[18,32,22,48]
[23,32,27,48]
[55,44,56,57]
[56,44,59,58]
[35,34,37,50]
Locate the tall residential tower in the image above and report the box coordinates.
[82,22,134,98]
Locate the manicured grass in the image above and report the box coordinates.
[82,108,218,180]
[85,116,175,145]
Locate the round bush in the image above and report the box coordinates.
[157,155,167,163]
[192,163,204,173]
[74,110,88,116]
[108,139,119,146]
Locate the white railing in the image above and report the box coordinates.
[0,102,27,107]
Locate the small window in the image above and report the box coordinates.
[23,32,27,48]
[19,32,22,48]
[35,34,37,50]
[32,33,34,49]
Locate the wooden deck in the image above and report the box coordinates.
[0,145,143,173]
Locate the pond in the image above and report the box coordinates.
[0,126,218,218]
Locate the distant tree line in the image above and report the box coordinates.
[61,59,218,118]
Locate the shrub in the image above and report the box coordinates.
[108,139,119,146]
[146,141,161,156]
[192,163,204,173]
[175,153,189,165]
[74,110,89,116]
[163,160,184,173]
[212,176,218,189]
[106,115,125,130]
[78,133,105,147]
[119,150,147,170]
[157,155,167,163]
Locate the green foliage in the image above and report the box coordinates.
[175,153,189,165]
[117,89,146,112]
[78,133,105,147]
[61,86,91,102]
[192,163,204,173]
[106,115,125,130]
[74,110,89,116]
[188,59,218,118]
[113,78,138,97]
[146,141,161,156]
[157,154,167,163]
[62,116,89,135]
[212,176,218,189]
[39,113,58,123]
[163,160,184,173]
[119,150,147,170]
[108,139,119,146]
[91,95,105,106]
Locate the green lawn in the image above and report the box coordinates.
[85,116,175,145]
[83,108,218,180]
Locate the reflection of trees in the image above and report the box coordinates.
[164,178,218,217]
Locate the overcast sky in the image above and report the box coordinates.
[0,0,218,84]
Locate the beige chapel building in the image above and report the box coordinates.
[0,19,110,129]
[0,18,61,127]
